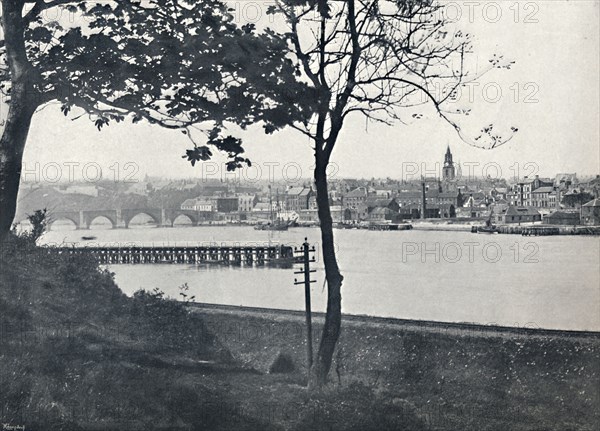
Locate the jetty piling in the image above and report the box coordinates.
[50,244,294,267]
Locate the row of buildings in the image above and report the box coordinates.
[180,193,256,213]
[171,146,600,225]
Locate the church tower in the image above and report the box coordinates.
[442,145,455,181]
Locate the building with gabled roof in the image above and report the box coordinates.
[543,211,581,225]
[581,198,600,225]
[365,198,400,213]
[284,186,313,212]
[496,206,541,224]
[368,206,399,222]
[531,186,555,208]
[345,187,368,209]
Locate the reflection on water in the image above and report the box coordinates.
[40,225,600,331]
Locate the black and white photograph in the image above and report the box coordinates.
[0,0,599,430]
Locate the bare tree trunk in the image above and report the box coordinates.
[0,0,38,241]
[309,159,343,389]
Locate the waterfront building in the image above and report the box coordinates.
[368,207,400,222]
[345,187,368,208]
[531,186,555,208]
[237,193,257,212]
[395,188,462,219]
[495,206,542,224]
[214,196,239,213]
[512,176,554,206]
[298,205,348,223]
[284,186,313,212]
[365,198,400,214]
[543,211,581,225]
[180,198,214,212]
[581,198,600,225]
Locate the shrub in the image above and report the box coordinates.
[269,352,296,374]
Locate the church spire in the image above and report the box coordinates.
[444,145,453,166]
[442,145,455,181]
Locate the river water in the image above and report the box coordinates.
[40,223,600,331]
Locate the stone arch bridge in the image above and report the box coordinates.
[19,208,205,230]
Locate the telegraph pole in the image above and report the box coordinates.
[294,238,316,369]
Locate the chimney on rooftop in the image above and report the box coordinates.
[421,181,427,220]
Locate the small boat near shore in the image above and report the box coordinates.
[254,185,290,231]
[473,226,499,234]
[334,222,355,229]
[81,236,97,241]
[253,221,290,231]
[473,207,498,234]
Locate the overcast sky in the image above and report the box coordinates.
[16,0,600,184]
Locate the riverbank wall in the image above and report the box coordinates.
[410,221,600,235]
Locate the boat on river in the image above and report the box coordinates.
[254,220,290,231]
[253,185,290,231]
[472,207,498,234]
[475,225,499,234]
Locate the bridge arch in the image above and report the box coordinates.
[168,210,198,226]
[49,216,79,230]
[123,211,161,228]
[87,215,117,229]
[45,211,82,230]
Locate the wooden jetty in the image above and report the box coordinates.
[51,245,295,266]
[520,226,561,236]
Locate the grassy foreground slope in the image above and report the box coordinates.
[0,235,426,431]
[0,235,272,431]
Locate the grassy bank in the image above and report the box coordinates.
[0,235,271,430]
[0,235,426,430]
[192,304,600,430]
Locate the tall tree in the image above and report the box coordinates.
[265,0,517,388]
[0,0,312,240]
[562,191,594,208]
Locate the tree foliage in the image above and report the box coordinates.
[2,0,315,168]
[266,0,517,151]
[562,191,594,208]
[26,207,47,242]
[0,0,315,239]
